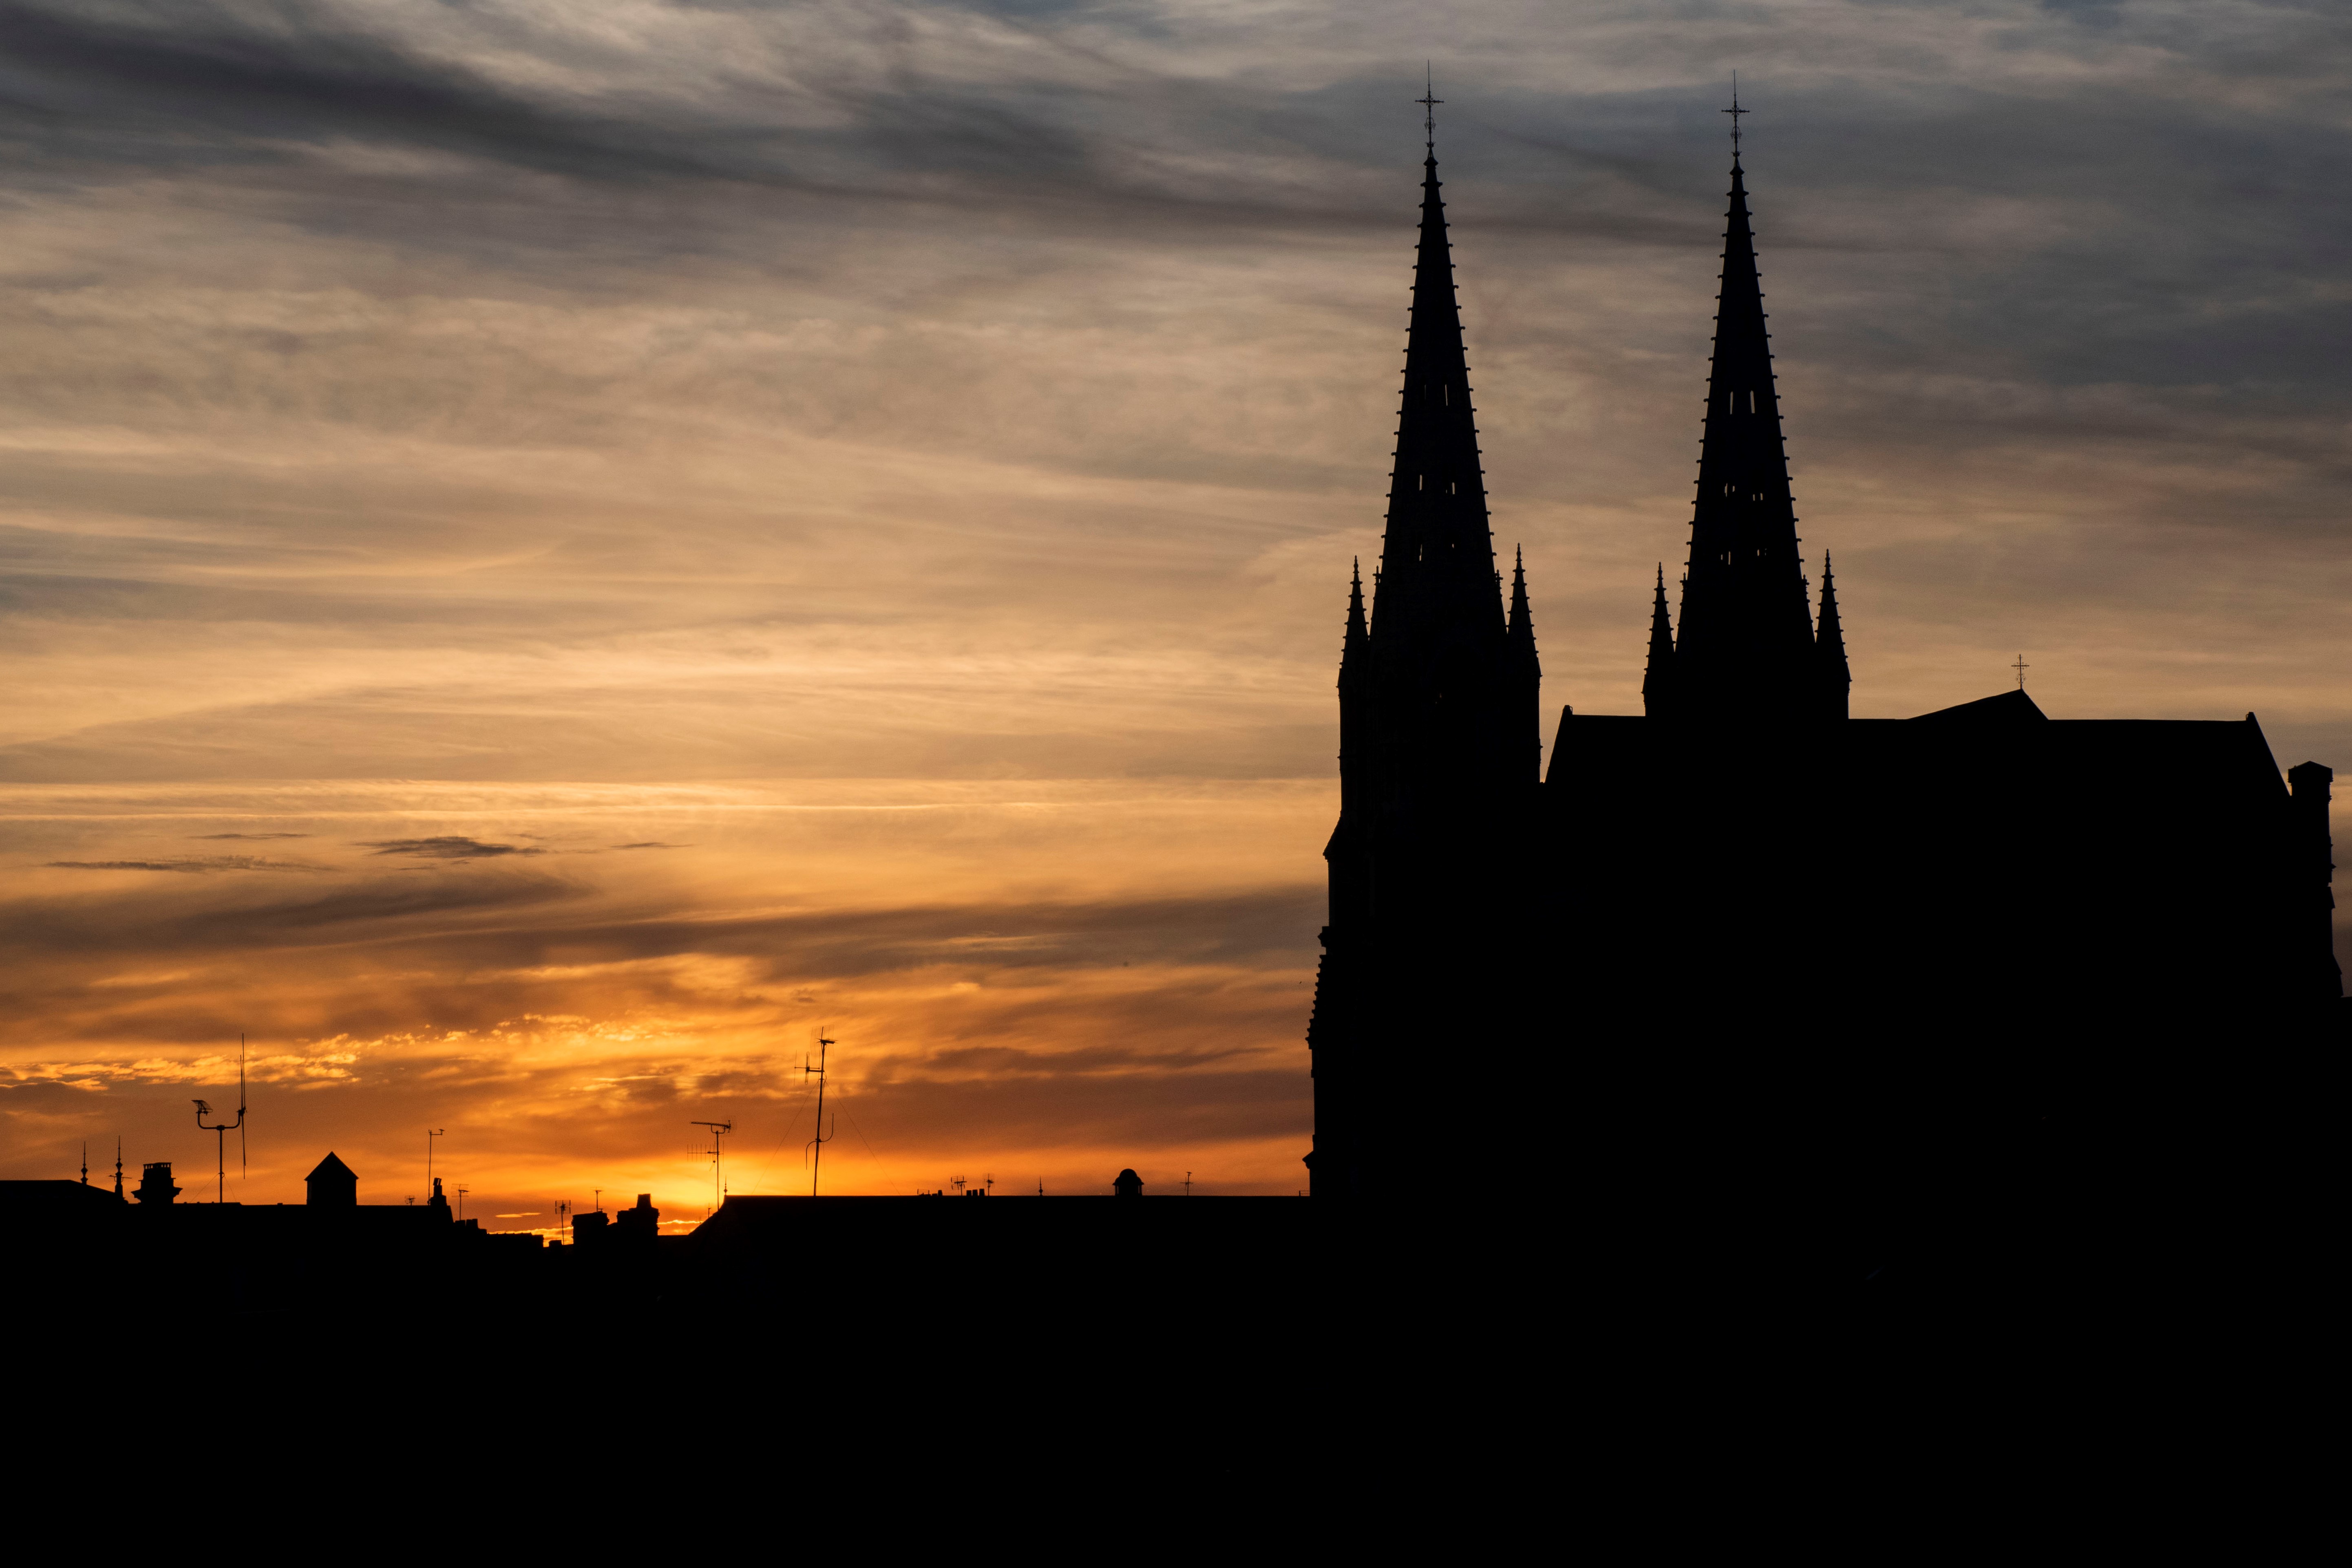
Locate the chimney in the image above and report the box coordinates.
[2288,761,2342,1003]
[613,1193,660,1242]
[133,1162,180,1206]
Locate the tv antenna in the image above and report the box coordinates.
[114,1136,124,1199]
[456,1183,468,1223]
[804,1030,836,1197]
[690,1120,733,1216]
[1183,1171,1193,1198]
[192,1034,248,1204]
[427,1127,445,1196]
[81,1140,88,1186]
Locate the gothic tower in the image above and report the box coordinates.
[1646,136,1848,723]
[1308,121,1540,1198]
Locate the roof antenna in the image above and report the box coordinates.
[81,1139,88,1186]
[804,1030,836,1197]
[114,1136,124,1199]
[1416,66,1443,156]
[193,1034,248,1204]
[1724,72,1748,164]
[691,1119,732,1219]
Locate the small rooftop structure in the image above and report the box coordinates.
[306,1152,357,1207]
[133,1161,179,1206]
[1113,1169,1143,1199]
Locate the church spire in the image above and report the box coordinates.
[1643,564,1676,716]
[1815,551,1850,719]
[1670,112,1819,722]
[1371,105,1500,646]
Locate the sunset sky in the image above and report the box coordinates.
[4,0,2345,1215]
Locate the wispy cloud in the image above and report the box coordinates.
[358,837,547,861]
[42,855,323,873]
[0,2,2343,1200]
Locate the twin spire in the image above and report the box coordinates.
[1351,86,1848,728]
[1367,101,1513,649]
[1646,97,1851,723]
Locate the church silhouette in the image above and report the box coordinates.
[1306,115,2341,1266]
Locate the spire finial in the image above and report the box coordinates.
[1416,66,1442,154]
[1723,73,1747,164]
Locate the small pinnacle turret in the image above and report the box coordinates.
[1815,552,1850,719]
[1643,565,1676,716]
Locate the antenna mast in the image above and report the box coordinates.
[804,1031,836,1197]
[690,1120,733,1217]
[192,1034,249,1204]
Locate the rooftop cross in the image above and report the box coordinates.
[1723,73,1748,161]
[2014,654,2031,691]
[1416,66,1442,152]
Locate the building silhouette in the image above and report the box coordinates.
[305,1152,357,1207]
[132,1160,179,1206]
[1307,128,2341,1250]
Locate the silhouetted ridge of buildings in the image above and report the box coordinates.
[7,1153,1298,1334]
[1307,135,2341,1253]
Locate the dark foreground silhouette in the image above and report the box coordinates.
[7,130,2336,1518]
[1306,123,2342,1295]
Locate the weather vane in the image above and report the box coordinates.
[1724,72,1748,161]
[1416,65,1442,151]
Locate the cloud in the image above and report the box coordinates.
[358,837,546,861]
[192,832,309,840]
[42,856,322,873]
[0,2,2344,1195]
